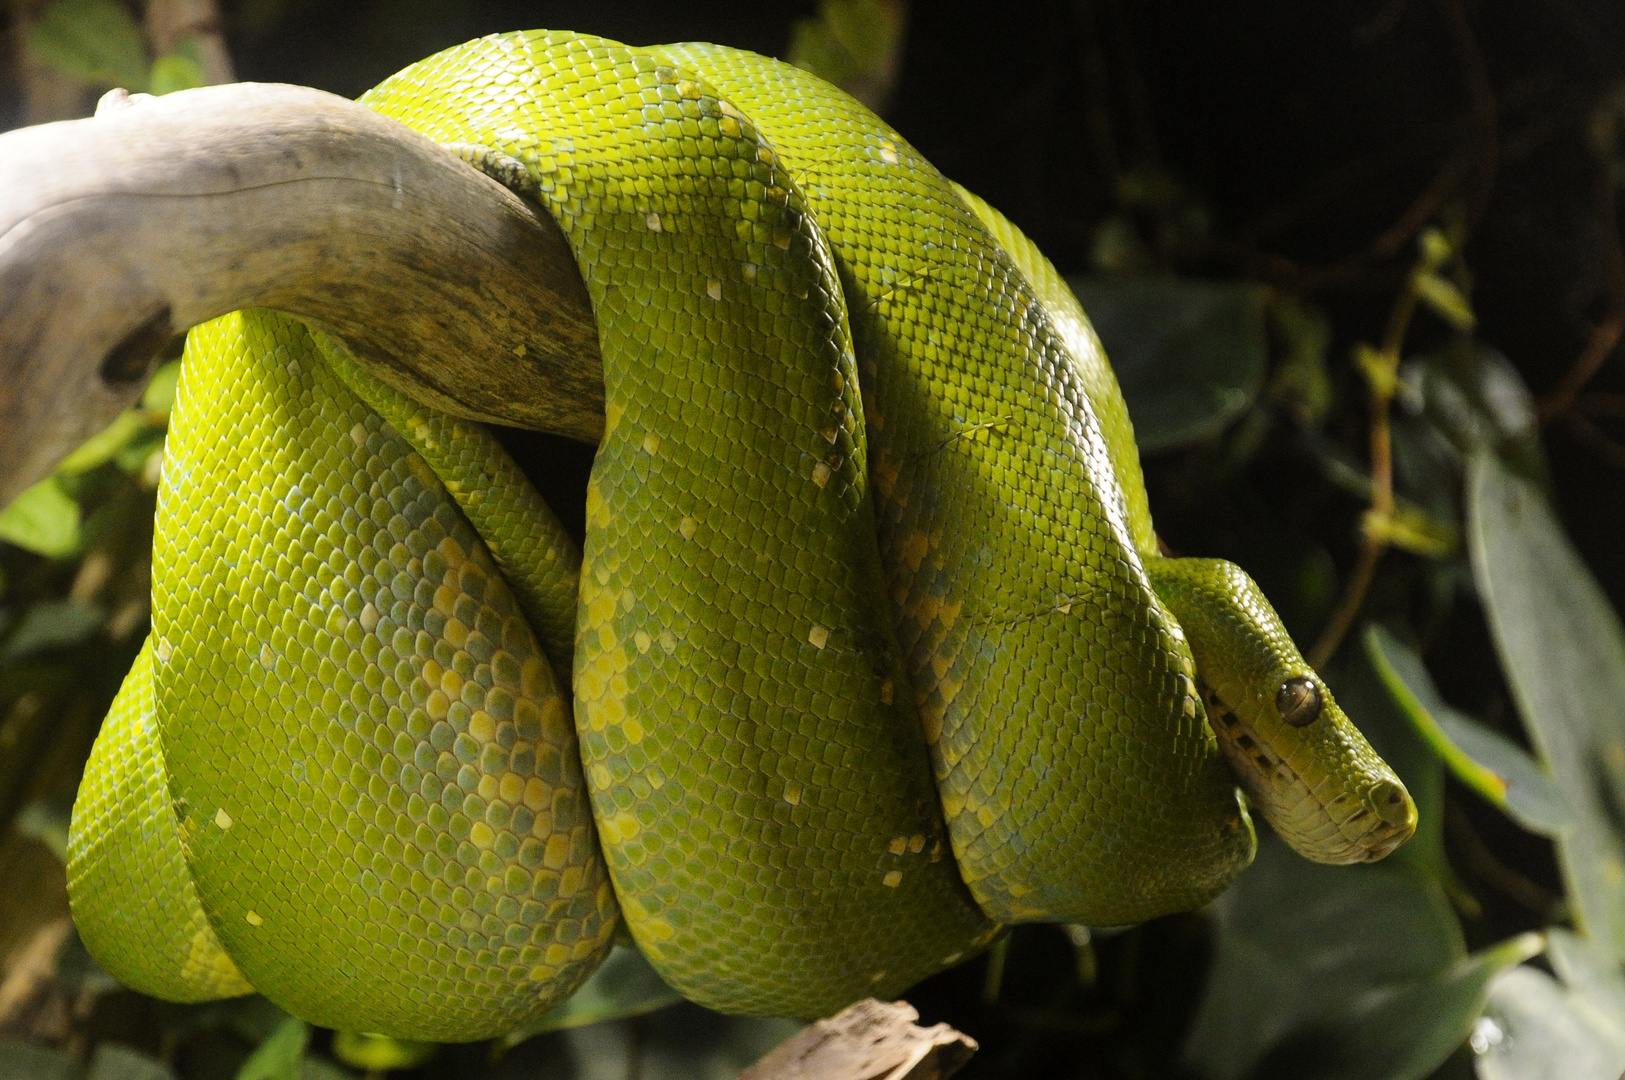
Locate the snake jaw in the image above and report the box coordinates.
[1201,683,1417,865]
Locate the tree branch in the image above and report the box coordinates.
[738,999,977,1080]
[0,82,604,505]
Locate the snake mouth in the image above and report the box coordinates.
[1200,685,1416,865]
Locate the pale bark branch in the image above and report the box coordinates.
[0,81,603,505]
[737,999,977,1080]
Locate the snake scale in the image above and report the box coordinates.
[62,31,1416,1040]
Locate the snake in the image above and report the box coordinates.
[62,31,1417,1041]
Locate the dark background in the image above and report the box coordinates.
[3,1,1623,1077]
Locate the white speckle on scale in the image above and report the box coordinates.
[214,808,233,830]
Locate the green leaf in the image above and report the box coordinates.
[142,360,183,413]
[1366,625,1573,837]
[500,944,684,1048]
[1467,448,1625,960]
[1418,226,1455,270]
[297,1060,351,1080]
[13,798,72,862]
[0,479,81,558]
[86,1044,177,1080]
[1183,832,1454,1079]
[55,361,177,476]
[329,1033,433,1072]
[1183,824,1539,1080]
[25,0,150,91]
[57,412,147,476]
[224,996,296,1045]
[1180,645,1525,1079]
[0,1037,75,1080]
[235,1016,307,1080]
[1338,639,1450,882]
[1267,295,1332,424]
[1476,931,1625,1079]
[0,599,105,662]
[149,50,205,95]
[788,0,901,91]
[1066,278,1268,451]
[1363,503,1458,558]
[1412,271,1477,333]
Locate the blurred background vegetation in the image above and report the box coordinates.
[4,0,1625,1077]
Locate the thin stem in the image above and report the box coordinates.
[1540,109,1625,421]
[981,934,1010,1004]
[1307,268,1425,670]
[1308,538,1385,671]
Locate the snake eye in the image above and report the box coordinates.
[1277,676,1322,727]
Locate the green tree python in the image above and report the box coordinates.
[62,30,1416,1041]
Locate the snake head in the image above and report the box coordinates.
[1149,558,1417,865]
[1198,669,1416,864]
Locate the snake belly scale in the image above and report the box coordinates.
[65,31,1416,1040]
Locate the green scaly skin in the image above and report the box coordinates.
[64,31,1415,1040]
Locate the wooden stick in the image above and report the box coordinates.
[0,81,603,505]
[737,999,977,1080]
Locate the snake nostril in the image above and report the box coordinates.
[1371,780,1416,830]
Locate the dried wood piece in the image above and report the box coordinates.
[737,999,977,1080]
[0,82,604,504]
[0,918,72,1042]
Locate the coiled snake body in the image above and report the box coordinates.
[64,32,1415,1040]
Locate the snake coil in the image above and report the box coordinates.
[65,31,1415,1040]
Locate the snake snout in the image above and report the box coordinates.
[1356,778,1418,861]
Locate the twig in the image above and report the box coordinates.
[1198,151,1470,293]
[1198,0,1495,294]
[737,999,977,1080]
[1543,314,1625,422]
[1539,88,1625,422]
[1575,392,1625,416]
[1444,801,1561,919]
[1561,413,1625,470]
[1305,1,1495,666]
[1307,257,1424,669]
[1436,0,1499,233]
[0,917,72,1042]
